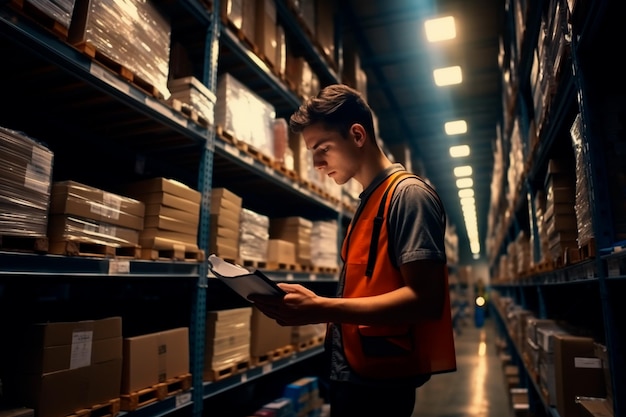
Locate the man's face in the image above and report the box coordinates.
[302,123,361,186]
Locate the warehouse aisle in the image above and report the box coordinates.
[411,314,512,417]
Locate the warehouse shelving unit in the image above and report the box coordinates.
[0,1,344,417]
[489,1,624,416]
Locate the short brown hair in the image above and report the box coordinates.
[289,84,376,141]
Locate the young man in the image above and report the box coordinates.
[249,84,456,417]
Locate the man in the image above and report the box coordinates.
[250,84,456,417]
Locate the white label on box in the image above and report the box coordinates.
[70,330,93,369]
[574,357,601,368]
[24,146,52,193]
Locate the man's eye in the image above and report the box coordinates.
[322,147,330,153]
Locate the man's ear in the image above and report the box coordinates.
[351,124,366,146]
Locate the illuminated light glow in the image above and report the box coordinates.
[454,165,473,177]
[460,197,475,206]
[456,178,473,188]
[475,296,486,307]
[425,16,456,42]
[445,120,467,135]
[450,145,470,157]
[458,188,474,198]
[433,66,462,86]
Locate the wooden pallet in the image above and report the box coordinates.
[265,261,297,272]
[168,98,210,128]
[205,359,250,382]
[120,373,192,411]
[251,344,294,366]
[294,335,325,352]
[241,259,267,269]
[579,238,596,260]
[140,246,204,262]
[235,141,274,167]
[9,0,69,39]
[49,240,140,258]
[67,398,120,417]
[72,42,163,99]
[312,266,338,275]
[0,234,48,253]
[216,125,237,146]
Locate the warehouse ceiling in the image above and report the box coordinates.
[342,0,505,263]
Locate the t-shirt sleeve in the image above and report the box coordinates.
[387,180,447,266]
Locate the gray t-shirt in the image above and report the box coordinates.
[328,164,447,385]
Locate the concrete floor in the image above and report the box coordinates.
[411,316,512,417]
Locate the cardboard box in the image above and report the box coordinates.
[211,187,243,207]
[47,214,140,246]
[14,317,123,417]
[125,177,201,204]
[267,239,296,265]
[577,398,614,417]
[554,334,606,417]
[250,306,291,357]
[50,181,145,230]
[121,327,189,394]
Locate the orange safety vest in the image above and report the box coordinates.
[340,171,457,379]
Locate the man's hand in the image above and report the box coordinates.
[248,283,325,326]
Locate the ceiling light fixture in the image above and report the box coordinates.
[449,145,470,157]
[445,120,467,135]
[456,178,473,188]
[453,165,473,177]
[424,16,456,42]
[433,66,462,86]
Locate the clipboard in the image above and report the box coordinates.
[207,254,286,300]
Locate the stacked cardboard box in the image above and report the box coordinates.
[11,317,122,417]
[209,187,242,261]
[48,181,145,253]
[250,306,292,360]
[124,177,201,257]
[269,216,312,267]
[0,126,53,238]
[239,208,269,263]
[282,376,324,417]
[168,76,217,126]
[291,324,326,351]
[121,327,189,395]
[204,307,252,380]
[68,0,171,99]
[544,159,578,263]
[311,220,339,270]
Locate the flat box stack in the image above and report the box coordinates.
[250,306,292,360]
[9,317,123,417]
[209,187,242,261]
[0,126,53,239]
[124,177,202,259]
[68,0,171,99]
[239,208,270,263]
[269,216,312,267]
[48,180,145,253]
[167,76,217,127]
[121,327,189,395]
[204,307,252,380]
[543,158,578,264]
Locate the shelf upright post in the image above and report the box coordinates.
[569,1,621,415]
[189,1,221,416]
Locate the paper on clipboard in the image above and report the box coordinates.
[208,254,286,300]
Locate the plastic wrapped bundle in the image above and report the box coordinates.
[0,126,54,237]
